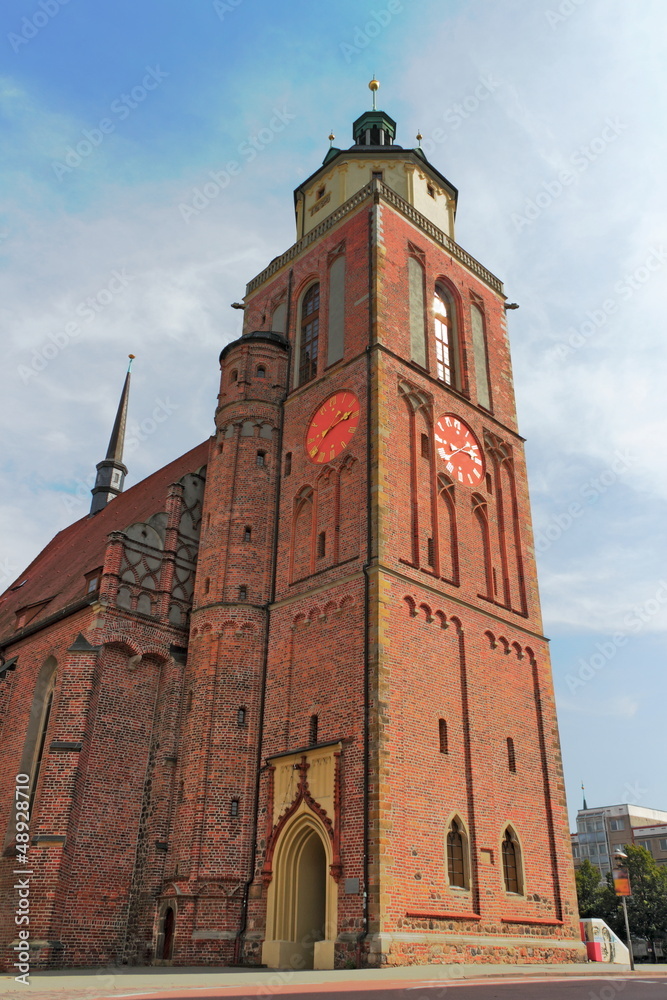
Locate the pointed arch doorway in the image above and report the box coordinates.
[262,812,338,970]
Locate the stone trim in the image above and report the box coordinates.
[245,180,504,297]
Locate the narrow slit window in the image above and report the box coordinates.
[427,537,435,567]
[317,531,326,559]
[309,713,319,745]
[507,737,516,773]
[237,707,246,726]
[230,799,239,818]
[421,433,430,459]
[239,585,247,600]
[244,527,252,543]
[230,369,238,383]
[256,451,266,467]
[438,718,448,754]
[284,452,292,477]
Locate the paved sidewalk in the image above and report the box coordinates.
[4,962,667,1000]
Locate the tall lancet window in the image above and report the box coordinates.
[298,284,320,386]
[434,285,457,387]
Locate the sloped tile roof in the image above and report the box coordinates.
[0,440,209,642]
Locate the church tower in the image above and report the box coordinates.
[178,81,582,968]
[0,82,583,974]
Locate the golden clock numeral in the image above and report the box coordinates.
[340,440,347,449]
[317,454,325,462]
[330,448,335,459]
[310,447,318,457]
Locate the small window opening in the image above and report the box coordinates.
[309,713,319,745]
[427,537,435,567]
[427,183,436,199]
[230,369,238,383]
[218,442,224,454]
[317,531,326,559]
[284,452,292,477]
[316,185,326,200]
[178,781,185,802]
[256,451,266,467]
[204,577,210,594]
[372,170,383,182]
[438,718,448,754]
[244,526,252,543]
[257,365,266,377]
[87,576,100,594]
[421,433,430,459]
[237,707,246,726]
[447,819,466,888]
[186,690,193,712]
[492,567,498,596]
[507,737,516,773]
[486,472,493,494]
[230,799,239,818]
[502,829,520,893]
[239,585,247,600]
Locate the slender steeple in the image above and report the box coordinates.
[90,355,134,515]
[582,782,588,810]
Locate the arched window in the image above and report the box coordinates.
[434,285,458,387]
[298,284,320,385]
[229,369,238,383]
[256,364,266,378]
[502,828,522,893]
[446,818,468,888]
[28,670,56,817]
[470,302,491,409]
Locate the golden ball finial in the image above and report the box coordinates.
[416,130,423,143]
[369,78,380,92]
[329,132,335,142]
[128,353,136,360]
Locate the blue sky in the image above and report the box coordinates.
[2,0,666,828]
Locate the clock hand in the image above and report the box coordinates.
[321,411,352,439]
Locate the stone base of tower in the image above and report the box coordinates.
[363,932,586,968]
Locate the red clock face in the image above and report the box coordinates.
[434,413,484,486]
[306,391,360,463]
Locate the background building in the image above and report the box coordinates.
[0,90,584,971]
[572,803,667,875]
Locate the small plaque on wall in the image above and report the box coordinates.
[344,877,360,895]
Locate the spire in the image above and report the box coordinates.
[582,782,588,811]
[90,356,134,515]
